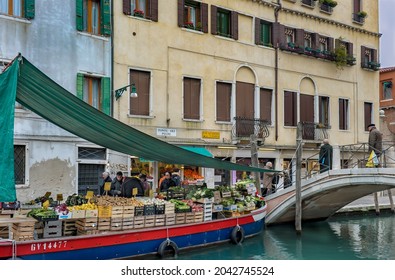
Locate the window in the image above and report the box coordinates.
[129,69,150,116]
[211,6,238,40]
[122,0,158,22]
[178,0,208,32]
[78,147,107,195]
[0,0,34,19]
[183,77,201,120]
[78,147,106,160]
[319,96,330,127]
[284,91,297,127]
[255,19,272,47]
[14,145,26,185]
[361,46,380,71]
[285,28,295,44]
[76,0,111,36]
[383,81,393,100]
[216,82,231,122]
[339,98,349,130]
[76,74,111,115]
[304,33,312,49]
[260,88,272,123]
[364,102,372,132]
[352,0,364,23]
[300,93,314,123]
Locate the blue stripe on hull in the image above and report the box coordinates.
[20,219,264,260]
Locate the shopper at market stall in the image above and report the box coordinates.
[100,171,112,195]
[139,173,151,196]
[171,168,182,187]
[159,171,177,192]
[110,171,124,196]
[262,162,275,196]
[121,176,144,197]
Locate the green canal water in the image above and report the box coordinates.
[169,213,395,260]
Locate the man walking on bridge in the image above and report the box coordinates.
[367,124,382,159]
[319,139,333,173]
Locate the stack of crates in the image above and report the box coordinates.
[76,218,98,235]
[165,202,175,226]
[12,219,36,241]
[122,205,134,230]
[110,206,123,231]
[203,203,213,222]
[62,219,77,236]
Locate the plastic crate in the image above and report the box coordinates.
[154,204,165,215]
[1,201,20,210]
[143,205,155,216]
[134,206,144,217]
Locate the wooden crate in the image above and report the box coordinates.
[185,212,195,224]
[154,215,165,227]
[176,213,186,225]
[76,218,98,231]
[110,218,123,231]
[98,206,112,218]
[97,218,111,231]
[77,229,100,236]
[194,211,204,223]
[123,205,135,218]
[0,225,10,239]
[85,209,98,218]
[122,217,134,230]
[144,216,155,228]
[12,221,35,241]
[35,221,44,239]
[165,214,175,226]
[133,216,145,229]
[164,203,175,214]
[111,206,124,219]
[221,191,231,198]
[71,210,85,219]
[62,219,77,236]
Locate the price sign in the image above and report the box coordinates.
[44,192,52,198]
[104,182,111,191]
[56,194,63,201]
[43,200,50,208]
[132,188,138,196]
[85,191,94,199]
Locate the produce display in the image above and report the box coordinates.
[65,194,88,206]
[27,208,58,220]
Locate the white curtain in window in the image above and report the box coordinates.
[0,0,8,14]
[92,79,100,109]
[13,0,22,16]
[83,0,88,31]
[83,78,89,103]
[92,1,99,34]
[190,7,196,25]
[139,0,146,14]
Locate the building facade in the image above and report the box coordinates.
[0,0,121,201]
[113,0,380,183]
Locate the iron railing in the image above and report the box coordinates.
[300,122,328,141]
[232,117,270,142]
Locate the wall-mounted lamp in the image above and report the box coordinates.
[114,83,138,100]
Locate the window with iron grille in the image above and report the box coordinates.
[78,147,106,160]
[14,145,26,185]
[78,163,105,195]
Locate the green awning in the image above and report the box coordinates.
[180,146,213,158]
[7,55,275,173]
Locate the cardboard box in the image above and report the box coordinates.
[85,209,98,218]
[71,210,85,219]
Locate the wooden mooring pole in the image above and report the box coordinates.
[374,192,380,215]
[387,190,394,213]
[250,134,261,196]
[295,123,302,234]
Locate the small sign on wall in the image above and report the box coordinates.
[157,128,176,137]
[202,131,220,139]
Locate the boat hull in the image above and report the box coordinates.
[0,206,266,260]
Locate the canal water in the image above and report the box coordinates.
[167,212,395,260]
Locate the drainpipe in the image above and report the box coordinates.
[274,1,281,141]
[110,0,114,117]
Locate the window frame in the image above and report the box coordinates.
[0,0,22,17]
[339,98,350,131]
[14,143,29,187]
[255,18,273,47]
[382,81,393,100]
[183,76,203,121]
[319,96,330,128]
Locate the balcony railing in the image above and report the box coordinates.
[301,0,316,7]
[320,3,333,14]
[353,13,365,24]
[232,117,270,142]
[300,122,328,141]
[361,61,380,71]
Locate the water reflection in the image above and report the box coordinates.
[172,214,395,260]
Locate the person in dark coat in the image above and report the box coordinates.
[319,139,333,173]
[100,171,112,195]
[110,171,124,196]
[367,124,383,157]
[159,172,177,192]
[121,177,144,197]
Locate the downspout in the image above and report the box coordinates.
[274,1,281,141]
[110,0,114,117]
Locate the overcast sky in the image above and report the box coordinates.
[380,0,395,68]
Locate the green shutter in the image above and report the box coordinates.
[262,23,270,45]
[101,0,111,36]
[76,0,84,31]
[101,77,111,115]
[76,73,84,100]
[24,0,35,19]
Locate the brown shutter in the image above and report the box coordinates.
[364,103,372,131]
[177,0,184,27]
[130,70,150,116]
[339,99,345,130]
[361,45,366,64]
[354,0,361,13]
[231,11,238,40]
[284,91,296,126]
[273,23,285,47]
[236,82,254,119]
[347,42,353,56]
[211,5,217,35]
[184,78,200,120]
[149,0,158,22]
[295,29,304,47]
[372,49,378,62]
[255,18,261,45]
[260,89,272,123]
[327,37,334,52]
[312,33,320,49]
[216,82,232,122]
[201,3,208,33]
[123,0,131,15]
[300,94,314,123]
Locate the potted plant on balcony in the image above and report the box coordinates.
[133,9,144,18]
[332,44,348,70]
[320,0,337,7]
[357,11,367,18]
[185,21,194,29]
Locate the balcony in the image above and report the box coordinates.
[300,122,328,141]
[320,3,333,14]
[301,0,316,8]
[353,13,365,24]
[279,42,304,54]
[346,56,356,66]
[361,61,380,71]
[232,117,270,143]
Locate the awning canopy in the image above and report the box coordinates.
[7,55,276,174]
[180,146,213,158]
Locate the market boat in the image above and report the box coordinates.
[0,205,266,260]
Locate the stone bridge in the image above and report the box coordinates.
[265,168,395,225]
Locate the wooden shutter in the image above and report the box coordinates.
[24,0,35,19]
[150,0,158,22]
[300,94,314,123]
[284,91,296,126]
[231,11,238,40]
[184,78,200,120]
[236,82,254,119]
[130,70,150,116]
[364,103,372,131]
[211,5,217,35]
[76,0,84,31]
[260,89,272,123]
[272,23,285,47]
[312,33,320,49]
[361,45,366,64]
[101,77,111,115]
[327,37,334,52]
[354,0,361,13]
[339,99,345,130]
[177,0,184,27]
[255,18,261,45]
[123,0,131,15]
[201,3,208,33]
[101,0,111,36]
[372,49,378,63]
[295,29,304,47]
[216,82,231,122]
[76,73,84,100]
[347,42,353,56]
